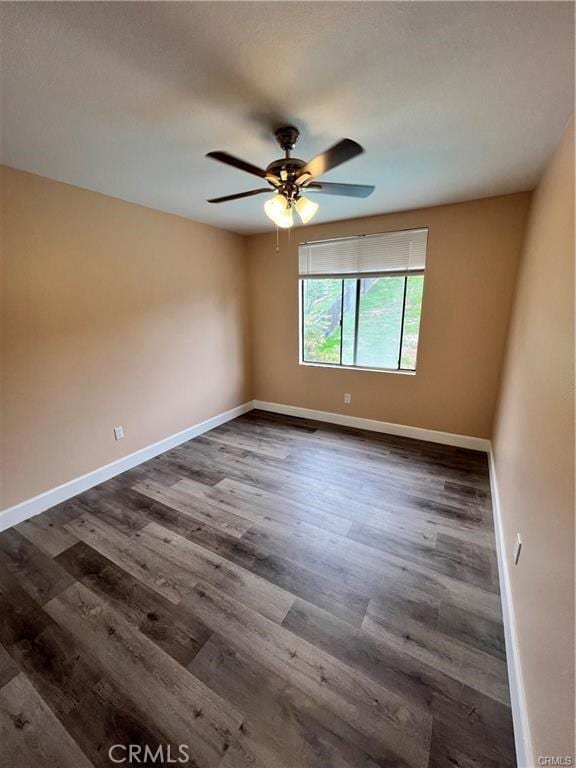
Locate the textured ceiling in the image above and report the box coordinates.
[1,2,574,233]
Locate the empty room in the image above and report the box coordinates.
[0,2,574,767]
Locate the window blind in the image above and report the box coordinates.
[298,228,428,277]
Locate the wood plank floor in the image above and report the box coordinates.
[0,410,515,767]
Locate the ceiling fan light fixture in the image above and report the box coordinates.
[295,196,319,224]
[264,194,294,228]
[273,204,294,229]
[264,193,288,222]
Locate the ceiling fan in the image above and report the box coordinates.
[206,126,375,228]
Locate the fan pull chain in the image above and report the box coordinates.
[275,225,279,253]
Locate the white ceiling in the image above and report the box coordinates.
[1,2,573,234]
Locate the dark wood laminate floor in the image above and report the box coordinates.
[0,410,515,768]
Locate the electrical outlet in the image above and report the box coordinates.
[344,393,352,404]
[113,426,124,441]
[513,533,522,565]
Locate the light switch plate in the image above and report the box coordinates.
[114,426,124,441]
[513,533,522,565]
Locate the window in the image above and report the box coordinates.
[299,228,427,372]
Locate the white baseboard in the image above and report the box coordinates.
[0,401,254,532]
[252,400,491,452]
[488,448,534,768]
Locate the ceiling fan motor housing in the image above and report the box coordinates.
[269,127,306,200]
[266,157,306,201]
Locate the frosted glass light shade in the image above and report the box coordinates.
[264,194,293,228]
[273,205,294,229]
[264,194,288,222]
[295,196,319,224]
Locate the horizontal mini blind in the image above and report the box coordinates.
[298,228,428,277]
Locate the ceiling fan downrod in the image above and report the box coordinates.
[274,126,300,158]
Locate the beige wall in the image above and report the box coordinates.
[492,119,575,761]
[0,166,251,509]
[247,193,531,438]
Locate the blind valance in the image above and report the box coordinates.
[298,228,428,277]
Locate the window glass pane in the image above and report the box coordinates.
[302,279,342,364]
[341,279,357,366]
[356,277,404,369]
[400,275,424,370]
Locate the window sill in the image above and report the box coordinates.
[299,361,416,376]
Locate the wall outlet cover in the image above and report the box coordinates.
[114,426,125,441]
[344,393,352,404]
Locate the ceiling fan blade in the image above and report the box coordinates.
[207,188,271,204]
[297,139,364,184]
[305,181,375,198]
[206,151,277,183]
